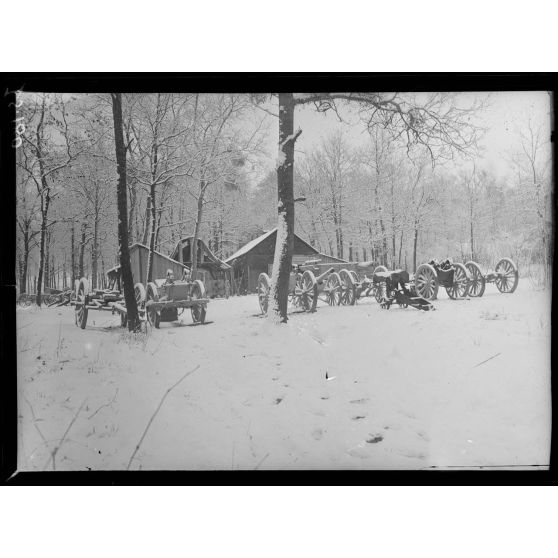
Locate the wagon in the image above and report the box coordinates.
[74,269,208,330]
[412,259,470,301]
[464,257,519,297]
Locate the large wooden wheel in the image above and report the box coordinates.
[414,263,439,300]
[465,261,486,297]
[300,270,318,312]
[339,269,356,306]
[446,263,470,299]
[74,278,89,329]
[146,282,161,328]
[257,273,270,314]
[324,272,341,306]
[190,280,207,324]
[495,257,519,293]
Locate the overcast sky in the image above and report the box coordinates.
[256,91,553,182]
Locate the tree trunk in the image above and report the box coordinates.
[70,222,76,288]
[21,229,29,294]
[44,228,50,292]
[470,200,475,261]
[398,230,404,268]
[36,204,48,306]
[92,211,99,289]
[270,93,296,322]
[79,222,87,278]
[413,225,419,273]
[111,93,140,331]
[191,191,204,280]
[146,187,157,283]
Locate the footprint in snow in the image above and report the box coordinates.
[273,397,284,405]
[366,434,384,444]
[311,428,324,441]
[352,415,366,421]
[350,398,369,405]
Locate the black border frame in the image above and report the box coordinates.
[1,73,556,485]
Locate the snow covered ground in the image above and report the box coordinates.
[16,280,551,471]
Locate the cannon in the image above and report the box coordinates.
[464,257,519,297]
[373,269,434,311]
[413,258,470,301]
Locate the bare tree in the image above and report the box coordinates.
[111,93,140,331]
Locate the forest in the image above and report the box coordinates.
[15,92,553,303]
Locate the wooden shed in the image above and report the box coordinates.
[106,243,187,290]
[225,228,347,294]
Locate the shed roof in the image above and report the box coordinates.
[224,228,347,264]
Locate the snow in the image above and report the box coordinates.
[275,150,287,170]
[16,282,551,471]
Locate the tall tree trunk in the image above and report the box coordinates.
[413,225,419,273]
[398,230,404,268]
[141,196,151,245]
[21,229,29,294]
[79,222,87,278]
[36,203,48,306]
[270,93,296,322]
[44,228,50,291]
[146,188,157,282]
[191,191,204,279]
[111,93,140,331]
[92,210,99,289]
[70,222,76,288]
[470,200,475,261]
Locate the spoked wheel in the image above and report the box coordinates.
[446,263,470,299]
[130,282,146,326]
[414,263,439,300]
[257,273,271,314]
[146,282,161,328]
[324,272,341,306]
[495,257,519,293]
[300,270,318,312]
[339,269,356,306]
[74,278,89,329]
[190,280,207,324]
[465,261,486,297]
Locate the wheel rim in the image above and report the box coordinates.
[447,264,469,299]
[258,274,270,314]
[74,278,88,328]
[415,265,438,300]
[147,284,160,327]
[325,273,341,305]
[465,261,485,297]
[495,258,518,293]
[301,271,317,312]
[191,281,207,323]
[339,269,356,305]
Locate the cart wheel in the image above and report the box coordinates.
[74,278,89,329]
[191,280,207,324]
[495,257,519,293]
[414,263,439,300]
[146,282,160,328]
[300,270,318,312]
[465,261,486,297]
[324,272,341,306]
[339,269,356,306]
[257,273,271,314]
[446,263,470,299]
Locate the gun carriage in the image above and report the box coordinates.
[464,258,519,297]
[412,258,470,301]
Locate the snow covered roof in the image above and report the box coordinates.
[224,229,277,263]
[224,228,347,264]
[171,237,231,270]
